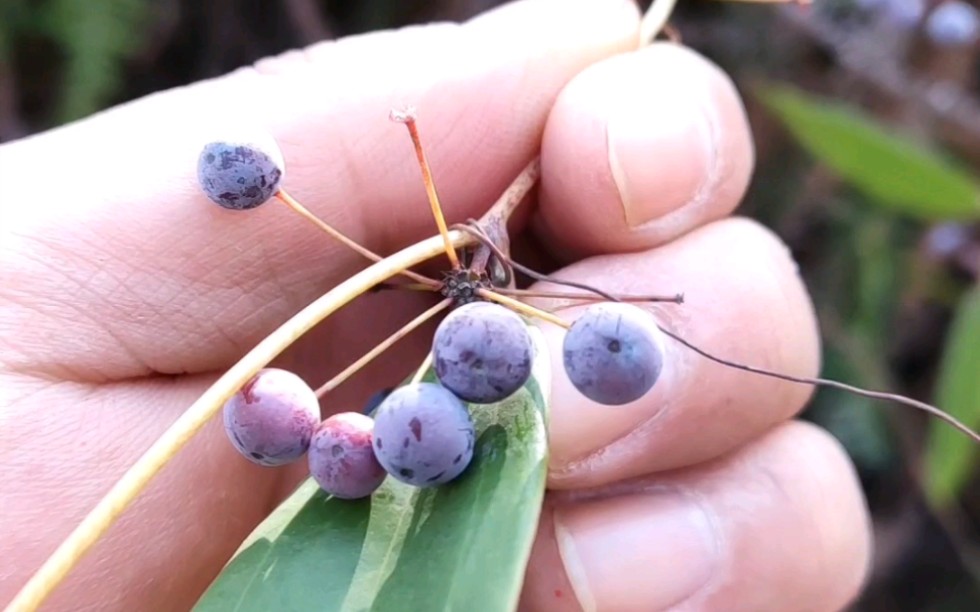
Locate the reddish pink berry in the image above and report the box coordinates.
[308,412,387,499]
[223,368,320,467]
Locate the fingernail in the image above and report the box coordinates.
[554,491,718,611]
[608,97,717,228]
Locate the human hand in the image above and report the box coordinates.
[0,1,872,610]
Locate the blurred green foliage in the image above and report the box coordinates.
[0,0,149,125]
[925,286,980,509]
[758,83,980,221]
[43,0,150,123]
[758,79,980,520]
[796,198,911,478]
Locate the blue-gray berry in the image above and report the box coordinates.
[562,302,664,406]
[432,302,533,404]
[223,368,320,466]
[371,382,475,487]
[926,1,978,47]
[197,139,284,210]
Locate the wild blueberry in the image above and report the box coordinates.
[432,302,533,404]
[857,0,924,28]
[197,136,284,210]
[562,302,665,406]
[372,382,475,487]
[925,1,978,47]
[223,368,320,466]
[308,412,387,499]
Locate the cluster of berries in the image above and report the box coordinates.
[197,126,665,499]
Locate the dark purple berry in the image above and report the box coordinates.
[432,302,533,404]
[308,413,387,499]
[223,368,319,466]
[197,138,284,210]
[372,382,475,487]
[562,302,664,406]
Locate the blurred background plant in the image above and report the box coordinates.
[1,0,977,609]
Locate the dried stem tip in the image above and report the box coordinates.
[390,107,461,270]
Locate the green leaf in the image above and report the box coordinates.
[756,83,980,221]
[40,0,150,124]
[194,324,552,612]
[923,286,980,509]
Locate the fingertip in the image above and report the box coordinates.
[521,421,872,612]
[775,421,874,604]
[536,42,755,260]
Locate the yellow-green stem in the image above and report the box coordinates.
[411,352,435,385]
[478,289,570,329]
[275,189,438,287]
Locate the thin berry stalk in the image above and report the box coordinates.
[275,189,438,287]
[410,352,435,385]
[657,326,980,444]
[315,297,452,397]
[477,288,570,329]
[496,287,683,304]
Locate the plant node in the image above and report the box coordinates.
[441,268,492,307]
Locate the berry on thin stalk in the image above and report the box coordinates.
[222,368,320,466]
[432,301,533,404]
[563,302,665,406]
[196,129,438,286]
[197,139,284,210]
[495,251,980,443]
